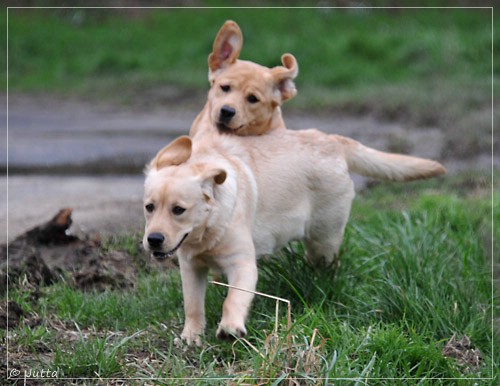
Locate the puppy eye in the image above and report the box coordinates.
[220,85,231,92]
[145,203,155,213]
[247,94,259,104]
[172,206,186,216]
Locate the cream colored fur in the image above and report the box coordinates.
[143,128,445,345]
[143,20,446,346]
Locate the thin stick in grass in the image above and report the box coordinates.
[209,280,292,353]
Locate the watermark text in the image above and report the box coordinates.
[9,367,59,380]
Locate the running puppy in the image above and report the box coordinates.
[143,128,446,345]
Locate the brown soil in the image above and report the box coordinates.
[0,208,147,304]
[442,334,483,370]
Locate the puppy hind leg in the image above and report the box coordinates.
[305,190,353,271]
[304,237,342,272]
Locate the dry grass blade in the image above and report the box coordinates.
[210,281,329,383]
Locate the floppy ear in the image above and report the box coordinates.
[201,167,227,185]
[271,54,299,102]
[208,20,243,76]
[152,136,192,170]
[199,166,227,201]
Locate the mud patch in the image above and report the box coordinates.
[73,250,137,292]
[0,301,25,329]
[0,208,146,301]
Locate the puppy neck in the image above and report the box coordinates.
[270,106,286,131]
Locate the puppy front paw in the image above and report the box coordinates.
[216,321,247,341]
[177,327,203,347]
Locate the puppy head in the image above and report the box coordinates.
[143,136,227,260]
[207,20,299,136]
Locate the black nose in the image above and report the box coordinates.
[147,232,165,248]
[219,105,236,122]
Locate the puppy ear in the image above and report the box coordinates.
[208,20,243,75]
[201,167,227,185]
[152,136,192,170]
[271,54,299,102]
[199,166,227,201]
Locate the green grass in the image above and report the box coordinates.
[52,327,139,378]
[4,7,495,102]
[4,174,498,384]
[40,271,185,331]
[4,7,494,93]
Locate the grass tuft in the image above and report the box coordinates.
[53,325,141,378]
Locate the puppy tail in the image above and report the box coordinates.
[338,135,446,181]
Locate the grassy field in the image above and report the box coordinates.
[4,174,498,384]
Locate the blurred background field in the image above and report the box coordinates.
[3,4,497,158]
[6,6,494,92]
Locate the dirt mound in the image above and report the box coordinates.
[0,208,146,301]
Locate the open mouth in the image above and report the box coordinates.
[152,233,189,260]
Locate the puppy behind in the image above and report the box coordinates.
[143,128,445,346]
[190,20,299,137]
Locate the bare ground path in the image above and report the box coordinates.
[1,94,495,243]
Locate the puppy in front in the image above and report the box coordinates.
[143,129,446,346]
[143,135,258,346]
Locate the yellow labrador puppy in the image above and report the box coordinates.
[143,127,445,346]
[190,20,298,137]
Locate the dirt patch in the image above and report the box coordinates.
[0,208,148,303]
[73,250,138,292]
[0,301,25,329]
[442,334,483,370]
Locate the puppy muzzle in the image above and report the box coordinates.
[219,105,236,123]
[147,233,189,260]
